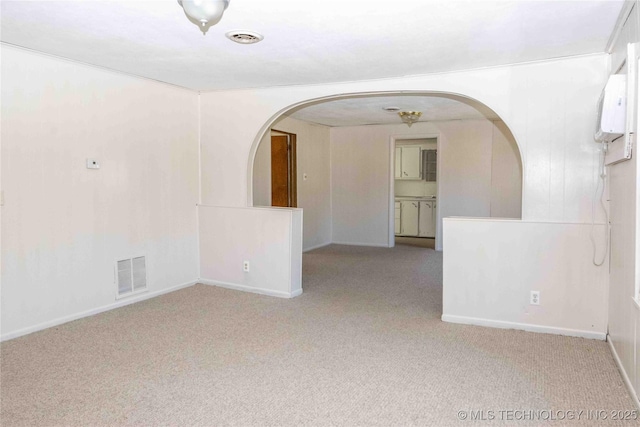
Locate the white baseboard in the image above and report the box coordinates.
[199,278,302,299]
[441,314,607,340]
[331,241,389,248]
[608,335,640,410]
[1,279,199,342]
[303,242,332,252]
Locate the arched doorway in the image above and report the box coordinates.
[249,93,523,252]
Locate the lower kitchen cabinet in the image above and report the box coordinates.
[396,199,436,238]
[419,201,436,238]
[400,201,419,236]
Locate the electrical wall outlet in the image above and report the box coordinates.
[243,261,250,272]
[530,291,540,305]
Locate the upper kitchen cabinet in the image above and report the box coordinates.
[396,146,422,180]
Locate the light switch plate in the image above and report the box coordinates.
[86,159,100,169]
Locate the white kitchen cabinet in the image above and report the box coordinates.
[394,202,401,234]
[400,201,419,236]
[396,146,422,180]
[419,201,436,238]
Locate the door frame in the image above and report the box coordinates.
[388,133,441,250]
[271,129,297,207]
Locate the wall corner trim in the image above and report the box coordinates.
[199,278,302,299]
[605,0,637,54]
[441,314,607,341]
[1,280,199,342]
[303,242,332,252]
[608,335,640,410]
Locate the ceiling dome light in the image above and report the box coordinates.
[398,111,422,127]
[178,0,230,35]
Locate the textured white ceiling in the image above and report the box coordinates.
[0,1,623,91]
[288,95,500,127]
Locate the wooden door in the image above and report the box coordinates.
[271,133,297,207]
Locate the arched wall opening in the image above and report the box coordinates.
[197,54,606,331]
[248,92,523,251]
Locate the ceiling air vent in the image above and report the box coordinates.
[116,256,147,299]
[225,30,264,45]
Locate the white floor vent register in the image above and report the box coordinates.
[116,256,147,298]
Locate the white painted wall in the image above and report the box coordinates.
[253,132,273,207]
[395,180,438,198]
[491,120,523,218]
[199,205,302,298]
[606,0,640,406]
[253,116,332,251]
[330,120,521,249]
[200,54,606,227]
[1,46,200,339]
[329,124,392,247]
[442,218,609,340]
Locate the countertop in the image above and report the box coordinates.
[395,196,437,201]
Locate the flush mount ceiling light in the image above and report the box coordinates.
[398,111,422,127]
[178,0,230,35]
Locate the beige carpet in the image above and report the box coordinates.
[395,236,436,249]
[1,244,638,426]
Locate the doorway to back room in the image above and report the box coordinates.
[254,130,298,208]
[270,130,297,207]
[394,137,438,249]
